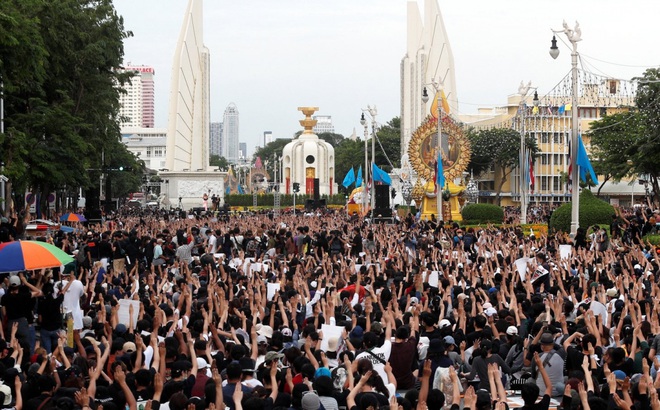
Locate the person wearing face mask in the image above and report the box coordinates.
[453,229,464,249]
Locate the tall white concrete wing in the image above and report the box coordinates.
[400,0,458,156]
[424,0,457,114]
[166,0,210,171]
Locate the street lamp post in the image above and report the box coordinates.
[422,79,444,221]
[361,106,378,215]
[360,113,368,215]
[517,82,539,225]
[550,21,582,236]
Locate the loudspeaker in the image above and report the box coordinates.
[375,185,390,209]
[313,178,320,201]
[305,198,327,211]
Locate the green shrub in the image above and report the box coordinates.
[644,234,660,246]
[549,190,614,233]
[461,204,504,224]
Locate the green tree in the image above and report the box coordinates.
[588,69,660,203]
[334,138,365,195]
[373,117,401,172]
[253,138,291,164]
[588,111,641,196]
[467,128,539,205]
[210,155,230,170]
[0,0,132,214]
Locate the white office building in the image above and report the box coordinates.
[223,103,240,164]
[118,65,155,129]
[121,127,168,170]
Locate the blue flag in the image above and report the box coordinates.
[372,163,392,185]
[342,167,356,188]
[576,134,598,185]
[437,150,446,189]
[238,184,245,194]
[356,166,363,188]
[226,185,230,195]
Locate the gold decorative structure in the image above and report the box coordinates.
[407,114,472,221]
[408,114,471,181]
[298,107,319,134]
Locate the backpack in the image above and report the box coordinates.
[76,245,88,264]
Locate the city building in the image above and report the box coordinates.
[312,115,335,134]
[282,107,336,196]
[165,0,211,172]
[121,127,168,170]
[263,131,273,146]
[210,122,223,157]
[400,0,458,157]
[462,76,642,206]
[118,64,155,128]
[239,142,247,160]
[223,103,240,163]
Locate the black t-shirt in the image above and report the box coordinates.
[87,239,99,259]
[37,295,64,331]
[351,392,389,410]
[2,289,33,320]
[521,393,551,410]
[98,240,113,259]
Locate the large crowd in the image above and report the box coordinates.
[0,203,659,410]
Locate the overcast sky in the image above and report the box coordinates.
[113,0,660,157]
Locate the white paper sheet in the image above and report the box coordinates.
[267,283,280,301]
[319,324,344,352]
[118,299,141,329]
[515,257,532,281]
[428,271,439,288]
[559,244,572,260]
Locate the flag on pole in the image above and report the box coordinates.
[528,149,535,193]
[565,103,572,111]
[558,105,566,115]
[436,150,446,192]
[567,139,573,193]
[577,134,598,185]
[372,163,392,185]
[532,106,539,115]
[342,167,356,188]
[356,166,363,188]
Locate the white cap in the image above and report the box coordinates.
[485,307,498,316]
[482,303,492,310]
[439,319,452,329]
[310,281,318,289]
[506,326,519,336]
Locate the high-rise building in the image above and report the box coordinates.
[210,122,223,157]
[119,64,155,128]
[165,0,210,171]
[400,0,458,157]
[264,131,273,146]
[239,142,247,160]
[223,103,240,163]
[312,115,334,134]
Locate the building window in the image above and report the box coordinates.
[541,154,549,165]
[553,133,562,144]
[146,147,152,158]
[541,177,548,191]
[154,147,163,157]
[541,133,549,144]
[553,177,561,191]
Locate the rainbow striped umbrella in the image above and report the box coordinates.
[60,213,86,222]
[0,240,74,272]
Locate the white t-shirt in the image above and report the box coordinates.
[58,279,85,330]
[355,340,392,384]
[208,234,218,254]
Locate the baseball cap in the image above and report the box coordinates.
[0,384,11,406]
[606,288,618,298]
[264,351,284,363]
[613,370,626,380]
[506,326,519,336]
[301,391,321,410]
[439,319,452,329]
[123,342,136,353]
[314,367,332,380]
[196,357,210,369]
[326,336,339,352]
[443,336,457,347]
[257,335,268,345]
[9,276,20,287]
[257,325,273,339]
[540,333,554,345]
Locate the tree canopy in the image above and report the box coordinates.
[0,0,137,212]
[589,68,660,203]
[467,127,539,205]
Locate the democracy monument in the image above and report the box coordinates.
[159,0,226,210]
